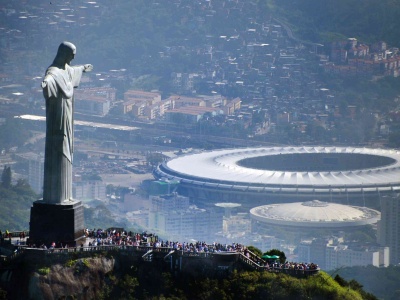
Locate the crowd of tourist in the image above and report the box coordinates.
[83,228,251,255]
[2,228,319,274]
[261,261,319,272]
[84,228,157,247]
[0,230,26,239]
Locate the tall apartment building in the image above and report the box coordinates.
[325,244,389,270]
[378,194,400,265]
[14,153,42,192]
[27,153,44,194]
[151,193,190,211]
[72,180,107,202]
[298,237,389,270]
[148,193,223,242]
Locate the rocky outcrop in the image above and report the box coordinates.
[28,257,114,300]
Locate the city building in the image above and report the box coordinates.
[72,178,107,202]
[15,152,45,194]
[75,87,115,116]
[165,106,223,124]
[298,237,389,270]
[75,97,110,116]
[166,95,206,108]
[222,97,241,115]
[76,87,117,101]
[244,234,280,254]
[122,90,162,119]
[124,90,161,103]
[325,244,389,270]
[378,194,400,265]
[27,153,44,194]
[148,193,223,242]
[223,214,251,238]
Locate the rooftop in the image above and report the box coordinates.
[250,200,380,228]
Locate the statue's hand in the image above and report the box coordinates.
[83,64,93,72]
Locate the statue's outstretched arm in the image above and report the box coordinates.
[83,64,93,72]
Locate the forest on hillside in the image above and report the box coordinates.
[0,254,376,300]
[337,265,400,300]
[73,0,400,73]
[270,0,400,46]
[0,177,37,231]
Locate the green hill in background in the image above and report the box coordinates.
[337,265,400,300]
[268,0,400,46]
[0,181,37,231]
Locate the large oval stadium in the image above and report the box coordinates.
[154,146,400,209]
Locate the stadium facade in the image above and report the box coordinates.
[154,146,400,209]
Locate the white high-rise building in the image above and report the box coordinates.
[325,244,389,270]
[72,180,107,202]
[27,153,44,194]
[148,193,223,242]
[378,194,400,265]
[298,237,389,270]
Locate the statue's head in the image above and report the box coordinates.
[53,41,77,66]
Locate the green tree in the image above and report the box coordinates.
[0,288,7,300]
[247,245,262,257]
[146,152,165,167]
[118,274,139,299]
[263,249,287,264]
[0,180,37,230]
[334,274,348,287]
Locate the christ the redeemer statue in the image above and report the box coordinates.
[41,41,92,204]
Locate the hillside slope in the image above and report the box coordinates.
[0,253,375,300]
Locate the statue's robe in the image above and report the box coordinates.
[42,64,83,204]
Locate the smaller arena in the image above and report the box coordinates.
[250,200,380,229]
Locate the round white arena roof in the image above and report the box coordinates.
[250,200,380,228]
[155,146,400,196]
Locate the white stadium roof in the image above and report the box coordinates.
[250,200,380,228]
[155,147,400,194]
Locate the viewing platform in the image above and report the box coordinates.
[0,230,320,278]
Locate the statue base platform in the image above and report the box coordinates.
[29,199,85,247]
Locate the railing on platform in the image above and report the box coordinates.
[237,252,319,276]
[1,234,320,276]
[0,231,29,239]
[163,250,175,261]
[142,250,153,261]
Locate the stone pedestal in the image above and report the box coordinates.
[29,199,85,246]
